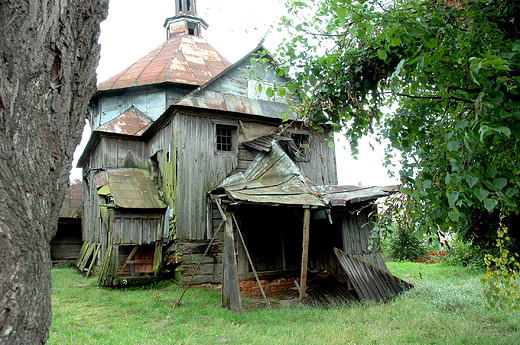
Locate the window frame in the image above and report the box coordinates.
[213,119,238,154]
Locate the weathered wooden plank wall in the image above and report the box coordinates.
[51,218,83,261]
[173,113,238,240]
[341,205,389,273]
[293,130,338,185]
[112,213,163,245]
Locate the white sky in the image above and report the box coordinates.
[71,0,399,186]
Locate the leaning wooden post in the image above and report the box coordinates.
[299,207,311,301]
[222,211,242,314]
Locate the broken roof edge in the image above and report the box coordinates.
[212,140,397,208]
[141,102,290,140]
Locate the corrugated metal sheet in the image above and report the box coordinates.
[176,90,294,119]
[215,141,394,208]
[311,185,398,206]
[95,105,152,136]
[98,34,231,91]
[98,169,166,209]
[334,248,413,301]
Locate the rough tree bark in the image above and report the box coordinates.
[0,1,108,343]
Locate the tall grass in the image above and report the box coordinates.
[49,263,520,344]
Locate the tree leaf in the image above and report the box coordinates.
[448,211,459,222]
[400,187,412,195]
[447,192,459,205]
[266,87,275,98]
[377,49,387,60]
[484,198,498,212]
[466,176,479,188]
[447,139,460,151]
[475,189,489,202]
[493,178,507,191]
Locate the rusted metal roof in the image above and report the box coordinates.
[216,142,325,207]
[59,180,83,218]
[97,169,166,209]
[98,34,231,91]
[175,90,294,119]
[95,105,152,136]
[311,185,398,206]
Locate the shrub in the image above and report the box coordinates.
[442,234,485,268]
[387,230,427,262]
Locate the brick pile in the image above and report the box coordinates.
[239,278,297,297]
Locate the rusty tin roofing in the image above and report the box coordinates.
[175,91,294,119]
[215,140,396,207]
[95,105,153,136]
[98,34,231,91]
[97,169,166,209]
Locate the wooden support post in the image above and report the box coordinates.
[299,207,311,301]
[222,211,242,314]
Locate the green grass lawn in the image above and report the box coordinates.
[49,263,520,345]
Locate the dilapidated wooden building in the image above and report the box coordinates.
[77,0,410,307]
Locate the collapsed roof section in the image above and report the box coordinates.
[215,142,325,207]
[214,140,396,208]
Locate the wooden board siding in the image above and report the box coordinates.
[112,213,163,245]
[51,218,83,261]
[90,136,148,170]
[341,205,389,273]
[173,239,224,284]
[172,113,238,239]
[293,130,338,185]
[93,86,168,129]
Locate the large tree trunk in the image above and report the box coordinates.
[0,1,108,343]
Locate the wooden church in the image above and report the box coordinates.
[77,0,410,307]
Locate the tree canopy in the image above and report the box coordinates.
[276,0,519,239]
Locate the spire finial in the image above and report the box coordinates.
[176,0,197,16]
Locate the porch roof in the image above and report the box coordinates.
[97,168,166,209]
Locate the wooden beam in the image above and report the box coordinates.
[222,211,242,314]
[299,208,311,301]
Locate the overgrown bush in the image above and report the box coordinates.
[442,234,485,268]
[386,230,427,262]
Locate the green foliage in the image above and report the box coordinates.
[442,234,486,268]
[387,229,427,262]
[482,217,520,309]
[276,0,520,304]
[276,0,520,238]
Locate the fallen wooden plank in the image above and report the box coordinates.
[334,248,413,301]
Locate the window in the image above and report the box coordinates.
[216,125,233,152]
[290,133,309,162]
